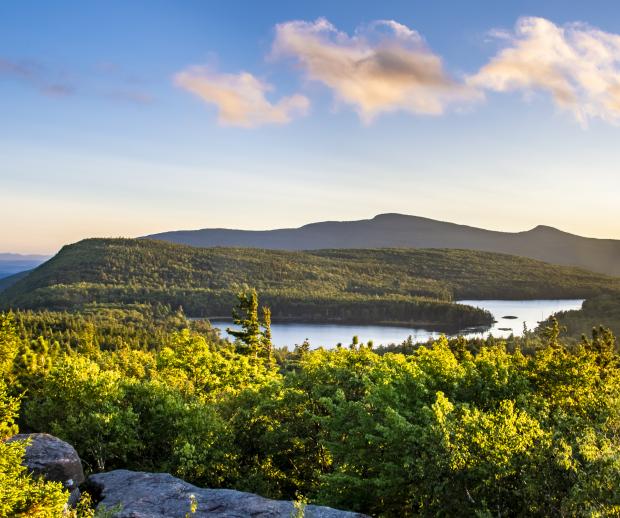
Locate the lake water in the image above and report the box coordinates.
[210,299,584,349]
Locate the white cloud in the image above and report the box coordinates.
[174,66,309,128]
[272,18,480,123]
[470,17,620,125]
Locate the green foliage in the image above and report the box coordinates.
[24,355,140,471]
[0,358,68,517]
[3,303,620,516]
[0,379,19,439]
[168,399,235,487]
[157,329,274,397]
[227,288,274,369]
[551,294,620,340]
[0,439,67,518]
[0,312,18,379]
[7,238,620,329]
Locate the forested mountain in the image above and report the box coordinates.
[2,238,619,329]
[0,271,29,293]
[144,213,620,276]
[0,253,50,279]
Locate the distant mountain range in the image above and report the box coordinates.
[0,253,50,279]
[143,214,620,277]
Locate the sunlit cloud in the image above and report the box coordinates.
[470,17,620,125]
[272,18,481,123]
[174,66,309,127]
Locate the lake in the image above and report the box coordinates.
[210,299,584,349]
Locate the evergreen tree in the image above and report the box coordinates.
[227,289,272,369]
[261,306,273,368]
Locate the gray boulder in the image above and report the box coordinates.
[88,470,368,518]
[8,433,85,505]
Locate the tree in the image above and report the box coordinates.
[227,289,272,370]
[0,313,19,380]
[24,356,140,471]
[541,316,563,349]
[261,306,274,368]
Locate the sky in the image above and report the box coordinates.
[1,0,620,254]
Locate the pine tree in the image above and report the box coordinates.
[227,289,273,370]
[261,306,273,368]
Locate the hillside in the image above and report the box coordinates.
[546,294,620,340]
[2,238,620,329]
[143,213,620,276]
[0,271,29,292]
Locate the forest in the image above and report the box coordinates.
[548,294,620,340]
[3,238,620,330]
[2,292,620,517]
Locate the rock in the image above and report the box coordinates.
[8,433,85,505]
[88,469,368,518]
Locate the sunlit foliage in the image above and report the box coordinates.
[1,298,620,516]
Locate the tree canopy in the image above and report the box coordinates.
[1,294,620,516]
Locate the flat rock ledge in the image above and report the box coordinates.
[88,469,368,518]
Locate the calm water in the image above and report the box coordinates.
[210,299,584,349]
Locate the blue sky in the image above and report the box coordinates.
[1,1,620,253]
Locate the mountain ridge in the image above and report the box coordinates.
[4,238,620,327]
[142,213,620,276]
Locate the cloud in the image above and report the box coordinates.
[272,18,480,122]
[0,58,74,97]
[0,57,151,103]
[470,17,620,125]
[174,66,309,127]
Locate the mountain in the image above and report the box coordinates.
[2,238,619,328]
[0,253,50,279]
[143,214,620,277]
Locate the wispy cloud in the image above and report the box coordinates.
[0,57,153,104]
[470,17,620,125]
[174,66,309,127]
[272,18,481,123]
[0,58,74,97]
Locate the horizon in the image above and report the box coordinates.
[3,1,620,254]
[3,210,618,257]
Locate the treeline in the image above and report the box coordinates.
[543,294,620,341]
[6,286,492,329]
[3,238,620,327]
[11,303,225,353]
[2,298,620,516]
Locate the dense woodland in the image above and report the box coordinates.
[548,295,620,341]
[3,239,620,516]
[3,238,620,329]
[2,292,620,517]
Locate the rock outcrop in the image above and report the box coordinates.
[8,433,85,505]
[88,469,368,518]
[6,434,367,517]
